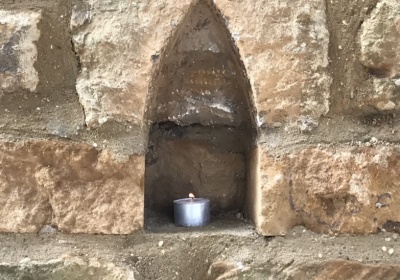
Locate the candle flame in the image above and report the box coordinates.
[189,193,195,199]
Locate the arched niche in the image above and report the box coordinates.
[144,0,257,224]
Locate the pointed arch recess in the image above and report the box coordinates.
[144,0,257,222]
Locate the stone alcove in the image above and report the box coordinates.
[144,0,257,223]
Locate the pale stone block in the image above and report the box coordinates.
[0,141,51,232]
[254,144,400,235]
[71,0,192,126]
[359,0,400,112]
[0,140,144,234]
[360,0,400,79]
[248,146,299,236]
[0,10,41,95]
[217,0,331,126]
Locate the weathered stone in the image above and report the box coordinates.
[251,144,400,235]
[0,142,51,233]
[0,140,144,234]
[248,146,300,236]
[4,0,400,241]
[368,78,398,111]
[232,259,400,279]
[71,0,193,126]
[360,0,400,79]
[294,260,400,280]
[218,0,331,125]
[359,0,400,112]
[0,10,41,95]
[145,136,246,214]
[208,260,239,280]
[72,0,329,127]
[0,256,134,280]
[70,3,91,31]
[148,1,254,128]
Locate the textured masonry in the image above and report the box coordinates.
[0,0,399,235]
[0,140,144,234]
[0,10,41,95]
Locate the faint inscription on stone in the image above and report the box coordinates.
[183,68,235,90]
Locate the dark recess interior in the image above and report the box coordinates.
[144,0,256,224]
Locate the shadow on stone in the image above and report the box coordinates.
[144,0,257,229]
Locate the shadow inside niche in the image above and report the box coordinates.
[144,0,257,231]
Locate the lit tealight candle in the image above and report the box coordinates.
[173,193,210,227]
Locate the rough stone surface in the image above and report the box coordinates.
[2,230,400,280]
[300,260,400,280]
[2,0,400,239]
[359,0,400,112]
[360,0,400,79]
[0,10,41,95]
[219,0,331,126]
[207,260,240,280]
[148,1,255,128]
[72,0,329,127]
[145,134,246,214]
[71,0,192,126]
[234,260,400,279]
[368,77,399,111]
[254,144,400,235]
[0,141,51,233]
[248,146,299,236]
[0,140,144,234]
[0,256,134,280]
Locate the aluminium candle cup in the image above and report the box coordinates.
[173,198,210,227]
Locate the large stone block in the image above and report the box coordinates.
[217,0,331,126]
[359,0,400,111]
[252,144,400,235]
[0,10,41,95]
[0,140,144,234]
[0,142,51,233]
[71,0,192,126]
[360,0,400,79]
[248,147,300,235]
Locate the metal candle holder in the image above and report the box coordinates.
[173,194,210,227]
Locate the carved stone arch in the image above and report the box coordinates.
[144,0,257,224]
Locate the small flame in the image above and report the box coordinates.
[189,193,195,199]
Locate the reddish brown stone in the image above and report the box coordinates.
[252,144,400,235]
[0,141,51,232]
[0,140,144,234]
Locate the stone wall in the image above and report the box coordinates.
[0,0,399,235]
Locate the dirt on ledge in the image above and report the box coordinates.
[1,215,400,279]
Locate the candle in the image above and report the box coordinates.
[173,193,210,227]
